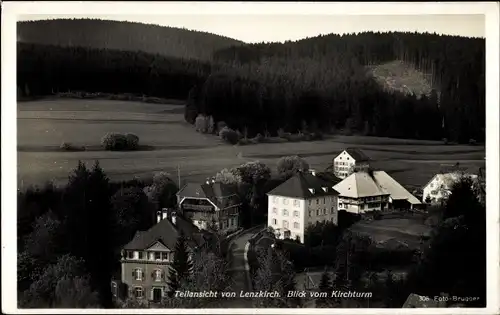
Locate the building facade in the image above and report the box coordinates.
[333,148,370,179]
[266,171,340,243]
[113,210,206,302]
[422,172,478,204]
[176,181,241,233]
[334,170,422,214]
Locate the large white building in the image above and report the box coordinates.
[333,148,371,179]
[266,171,340,244]
[422,171,478,204]
[333,170,422,214]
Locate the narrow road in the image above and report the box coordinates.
[222,228,261,308]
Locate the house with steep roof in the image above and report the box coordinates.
[266,170,340,243]
[112,210,207,302]
[176,181,241,233]
[332,148,371,179]
[333,170,421,214]
[422,171,478,204]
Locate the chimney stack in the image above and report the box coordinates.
[171,211,177,226]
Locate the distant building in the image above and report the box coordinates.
[422,171,478,204]
[333,170,421,214]
[113,210,207,302]
[266,170,340,243]
[176,181,242,233]
[333,148,371,179]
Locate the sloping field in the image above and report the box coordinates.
[17,99,484,190]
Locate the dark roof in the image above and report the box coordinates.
[344,147,370,162]
[315,172,343,185]
[267,172,340,199]
[123,215,206,251]
[176,182,240,208]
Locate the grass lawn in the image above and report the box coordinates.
[17,99,485,189]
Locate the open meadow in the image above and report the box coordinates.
[17,99,485,190]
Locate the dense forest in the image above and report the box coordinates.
[17,19,485,143]
[17,19,243,61]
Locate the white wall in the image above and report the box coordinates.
[338,196,385,214]
[268,194,338,243]
[422,174,478,204]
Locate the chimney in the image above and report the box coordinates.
[171,211,177,226]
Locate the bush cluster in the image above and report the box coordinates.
[101,133,140,151]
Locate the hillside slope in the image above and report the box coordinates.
[17,19,244,61]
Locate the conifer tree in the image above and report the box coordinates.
[167,232,193,296]
[317,268,332,307]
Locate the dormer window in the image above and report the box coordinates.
[308,188,315,194]
[322,187,327,192]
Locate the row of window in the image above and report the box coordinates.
[131,286,165,299]
[272,208,300,217]
[125,251,173,261]
[309,207,335,216]
[270,219,300,230]
[272,197,301,206]
[132,268,164,282]
[308,197,336,205]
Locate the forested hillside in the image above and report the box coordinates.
[207,32,485,143]
[17,19,244,61]
[17,23,485,144]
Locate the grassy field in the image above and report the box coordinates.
[17,99,485,190]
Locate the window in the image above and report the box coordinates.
[308,200,312,205]
[316,209,320,216]
[133,251,139,259]
[127,251,134,259]
[316,199,319,205]
[331,207,335,214]
[111,282,117,296]
[134,287,144,298]
[293,210,300,217]
[339,203,343,208]
[323,198,326,204]
[138,251,143,260]
[430,183,434,188]
[272,207,277,214]
[133,268,143,281]
[283,220,289,229]
[283,198,289,205]
[293,200,299,206]
[272,218,277,225]
[155,252,161,260]
[153,270,163,282]
[161,252,169,261]
[283,209,289,216]
[323,209,327,215]
[309,210,313,217]
[293,222,300,229]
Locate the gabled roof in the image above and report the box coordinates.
[334,171,421,204]
[334,172,388,198]
[123,215,206,251]
[267,172,340,199]
[176,182,240,209]
[372,171,422,205]
[337,147,370,162]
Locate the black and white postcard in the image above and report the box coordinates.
[2,2,499,314]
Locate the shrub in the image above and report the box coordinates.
[60,142,85,152]
[101,133,140,151]
[216,121,228,134]
[195,114,209,133]
[219,127,239,145]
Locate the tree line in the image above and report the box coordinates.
[17,19,243,61]
[18,28,484,143]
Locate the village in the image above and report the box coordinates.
[110,147,484,308]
